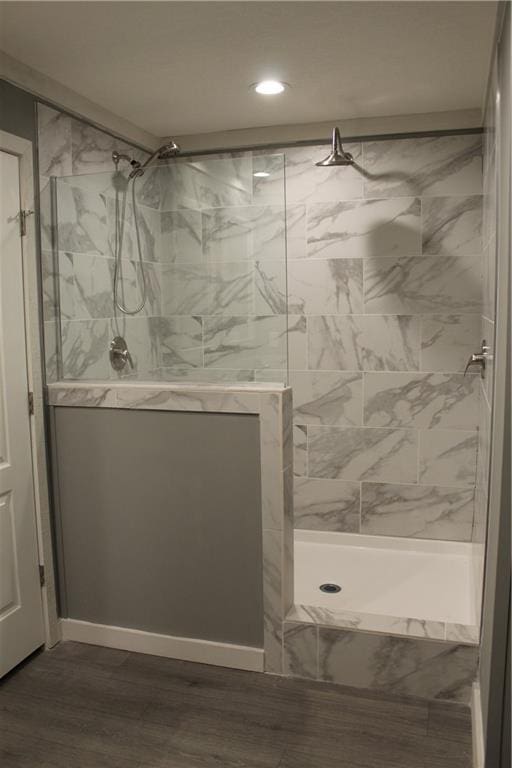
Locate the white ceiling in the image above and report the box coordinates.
[0,1,497,138]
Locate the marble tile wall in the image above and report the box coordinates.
[37,102,152,382]
[38,108,290,384]
[156,155,290,382]
[275,134,483,543]
[38,110,484,545]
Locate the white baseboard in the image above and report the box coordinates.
[60,619,264,672]
[472,682,485,768]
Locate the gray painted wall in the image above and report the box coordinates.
[51,407,264,648]
[0,79,36,142]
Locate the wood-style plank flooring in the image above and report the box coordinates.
[0,641,473,768]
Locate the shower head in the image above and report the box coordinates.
[129,140,181,178]
[316,127,354,167]
[157,140,181,159]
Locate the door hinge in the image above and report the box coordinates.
[19,209,34,237]
[28,391,34,415]
[39,565,45,587]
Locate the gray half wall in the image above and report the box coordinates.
[51,406,263,648]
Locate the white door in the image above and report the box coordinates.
[0,149,44,677]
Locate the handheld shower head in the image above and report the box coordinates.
[129,140,181,178]
[316,127,354,167]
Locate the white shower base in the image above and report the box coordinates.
[290,531,479,643]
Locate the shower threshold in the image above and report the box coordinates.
[289,530,479,644]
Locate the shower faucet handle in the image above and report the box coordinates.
[109,336,134,371]
[464,340,490,378]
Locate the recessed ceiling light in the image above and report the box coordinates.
[253,171,270,178]
[252,80,287,95]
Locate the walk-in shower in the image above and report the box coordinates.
[43,127,484,706]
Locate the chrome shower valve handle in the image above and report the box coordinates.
[464,340,490,378]
[109,336,134,372]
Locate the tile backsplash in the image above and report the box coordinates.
[38,104,483,545]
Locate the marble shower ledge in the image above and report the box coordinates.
[286,604,479,645]
[47,379,294,676]
[47,379,287,412]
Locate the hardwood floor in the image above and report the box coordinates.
[0,641,473,767]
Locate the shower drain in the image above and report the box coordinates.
[319,583,341,594]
